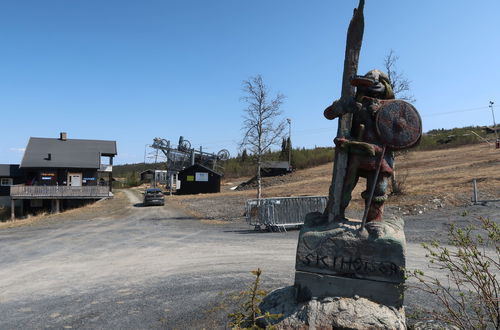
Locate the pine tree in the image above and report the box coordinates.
[280,137,287,160]
[241,149,248,163]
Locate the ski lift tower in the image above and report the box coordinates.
[150,136,230,193]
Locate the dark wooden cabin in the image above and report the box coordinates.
[0,164,24,207]
[140,169,155,183]
[261,161,292,177]
[177,164,221,195]
[9,132,117,219]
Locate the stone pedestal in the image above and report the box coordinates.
[294,213,406,308]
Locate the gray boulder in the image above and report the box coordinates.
[260,286,406,330]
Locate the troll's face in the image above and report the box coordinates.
[352,69,393,100]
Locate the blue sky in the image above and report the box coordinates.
[1,1,499,164]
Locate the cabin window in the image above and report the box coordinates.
[195,172,209,182]
[0,178,13,186]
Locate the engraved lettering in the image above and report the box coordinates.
[316,254,328,268]
[353,258,363,271]
[300,253,401,279]
[378,263,388,275]
[304,253,314,266]
[390,262,399,276]
[341,257,353,271]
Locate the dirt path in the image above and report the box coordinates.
[123,188,142,205]
[1,189,498,329]
[0,190,298,328]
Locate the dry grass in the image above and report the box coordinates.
[0,191,129,229]
[397,143,499,206]
[174,143,499,214]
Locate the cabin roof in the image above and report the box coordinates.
[179,163,222,177]
[21,137,117,168]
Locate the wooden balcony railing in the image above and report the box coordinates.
[10,185,112,199]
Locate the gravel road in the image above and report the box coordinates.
[0,190,498,329]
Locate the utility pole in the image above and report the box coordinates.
[489,101,498,142]
[153,148,159,188]
[287,118,292,166]
[144,144,149,164]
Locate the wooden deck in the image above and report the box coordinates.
[10,185,112,199]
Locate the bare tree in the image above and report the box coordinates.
[383,50,416,194]
[240,75,286,200]
[383,49,415,103]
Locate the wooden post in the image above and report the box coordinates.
[326,0,365,223]
[109,156,113,193]
[170,173,173,196]
[472,178,478,204]
[109,172,113,192]
[51,199,60,214]
[11,198,15,220]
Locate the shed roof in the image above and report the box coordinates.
[21,137,117,169]
[179,163,222,177]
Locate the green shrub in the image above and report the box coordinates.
[223,147,334,178]
[290,147,334,170]
[415,126,491,151]
[228,269,282,329]
[408,217,499,329]
[125,172,140,187]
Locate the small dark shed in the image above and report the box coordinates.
[140,169,154,183]
[261,161,292,177]
[484,125,500,135]
[177,164,221,195]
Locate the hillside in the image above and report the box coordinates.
[276,142,498,205]
[114,125,496,182]
[168,142,499,221]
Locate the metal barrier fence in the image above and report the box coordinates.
[245,196,327,231]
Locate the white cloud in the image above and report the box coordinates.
[9,148,25,153]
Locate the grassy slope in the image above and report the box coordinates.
[220,143,499,209]
[166,142,498,223]
[115,126,495,181]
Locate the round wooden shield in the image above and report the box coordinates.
[375,100,422,150]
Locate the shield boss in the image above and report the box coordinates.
[375,100,422,150]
